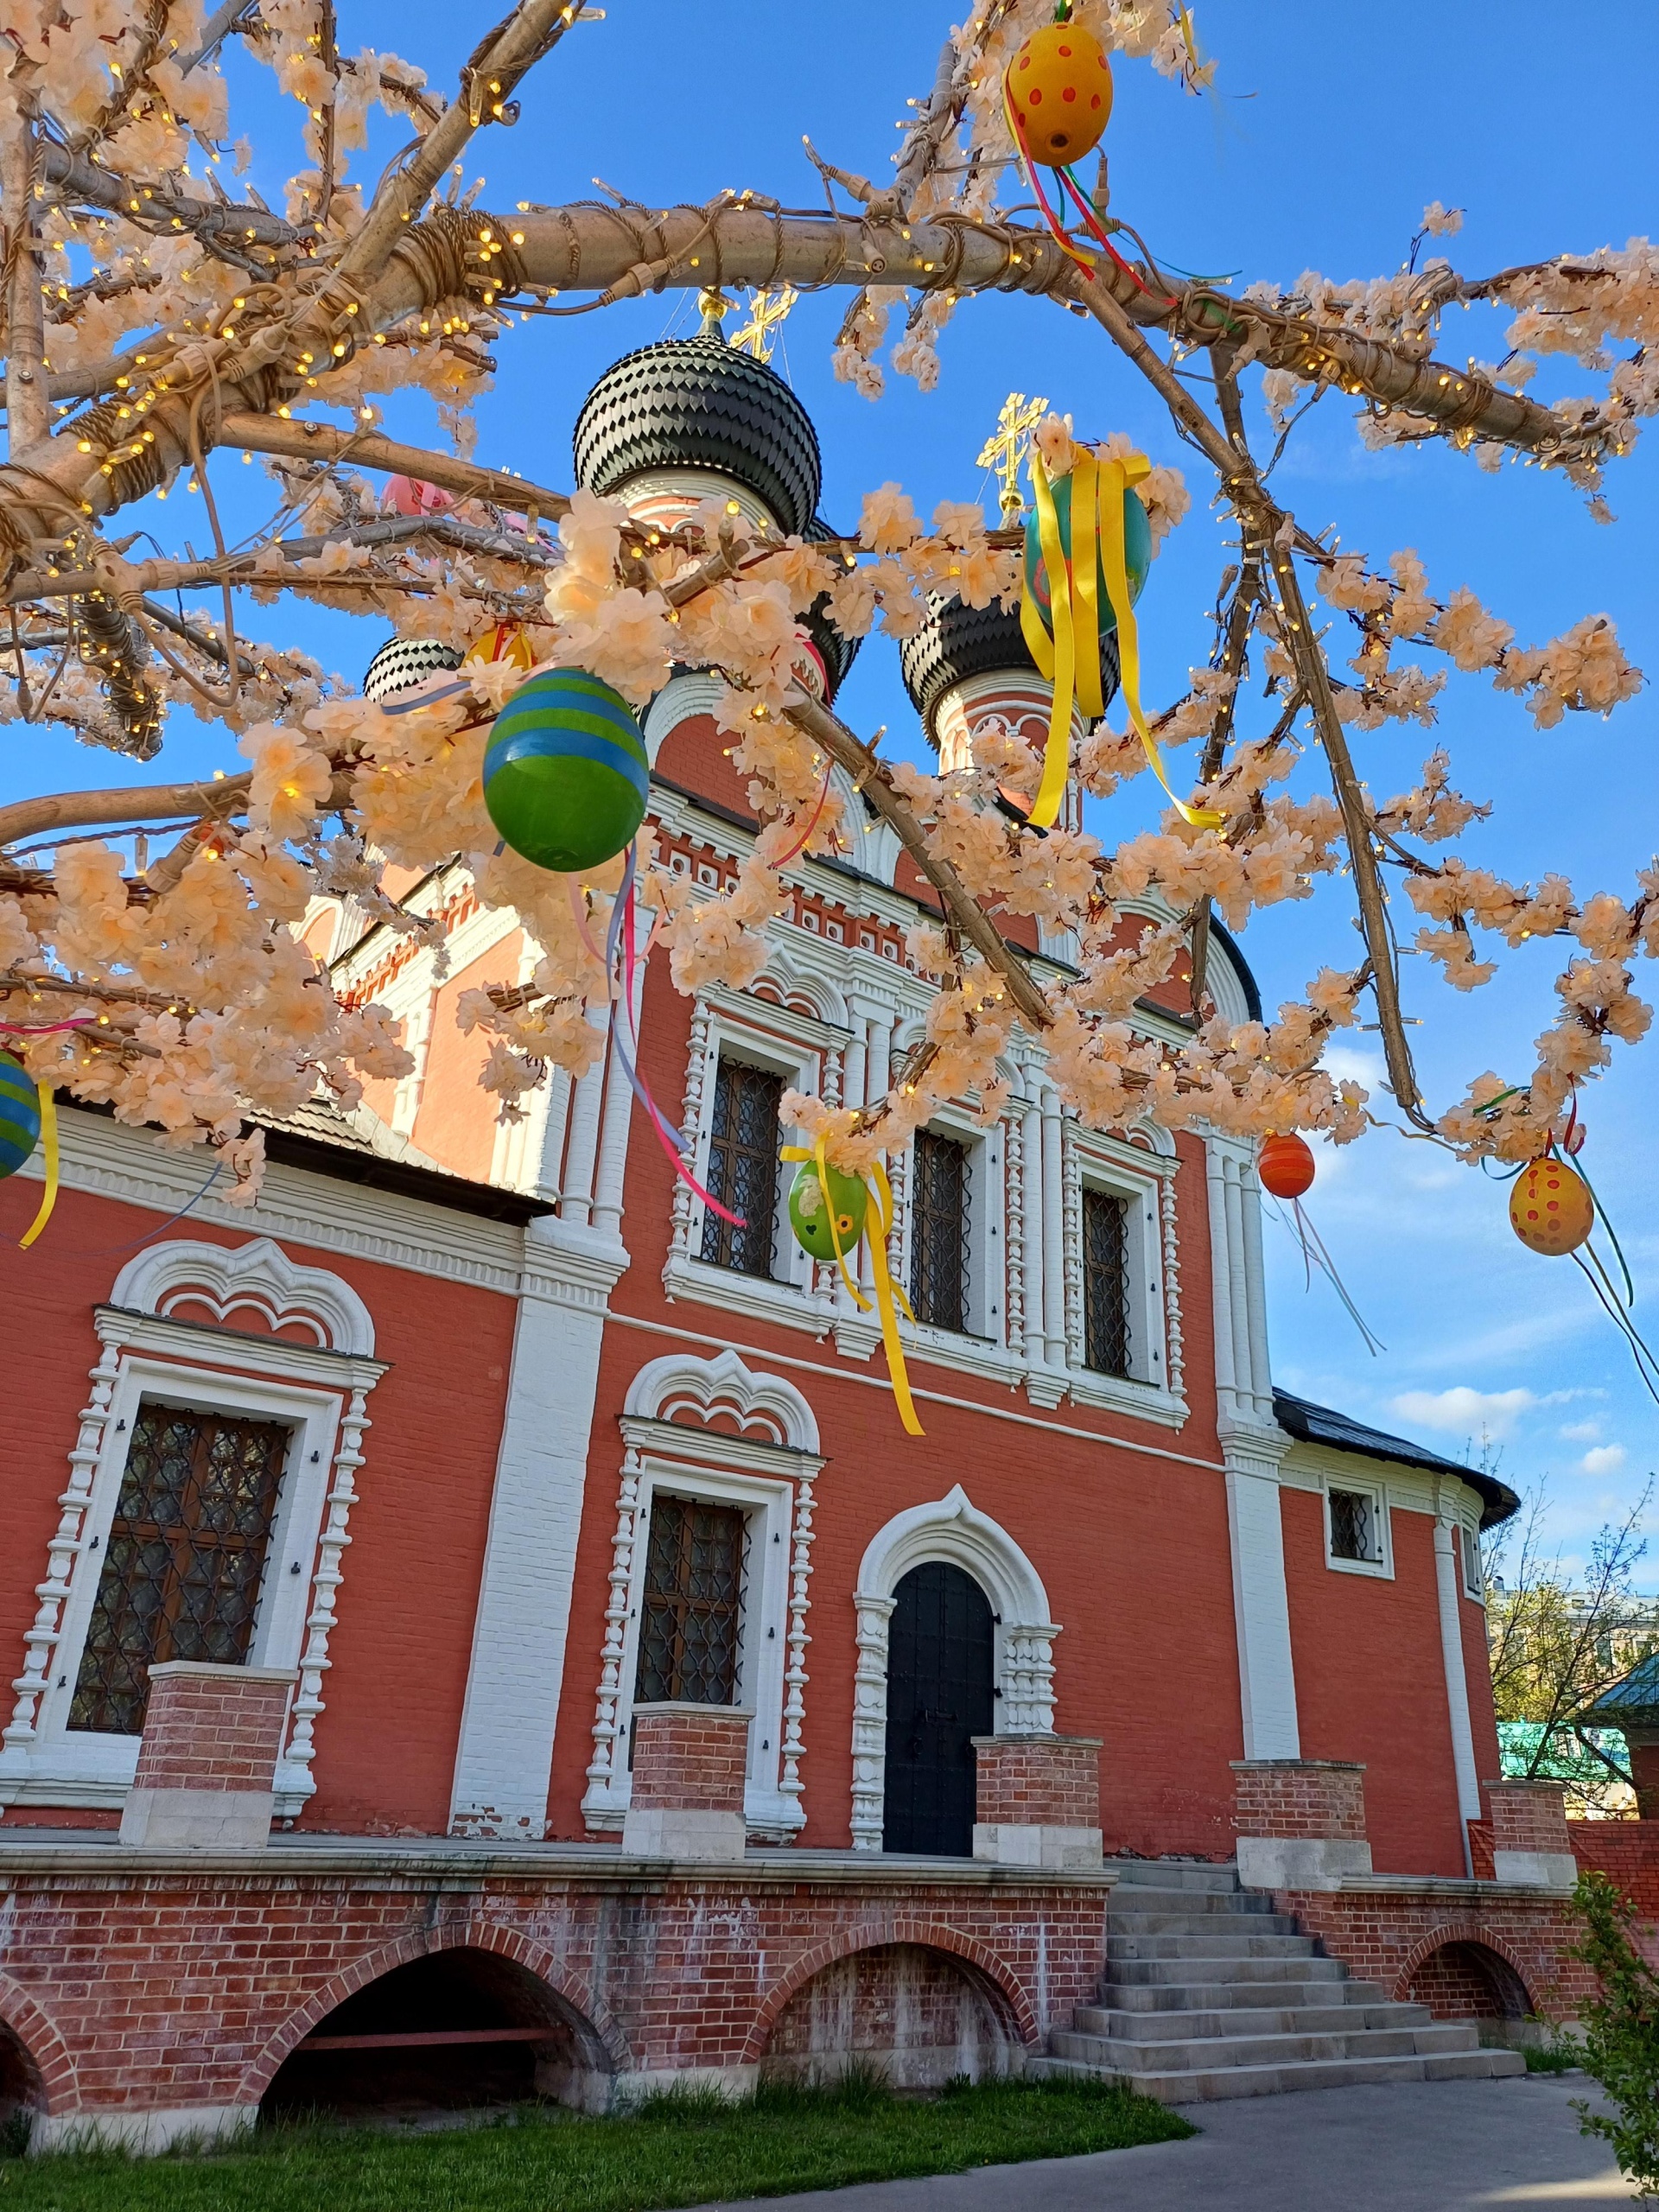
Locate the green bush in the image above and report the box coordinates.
[1569,1869,1659,2197]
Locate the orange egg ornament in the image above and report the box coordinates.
[1258,1132,1315,1201]
[1509,1154,1594,1256]
[1006,20,1114,167]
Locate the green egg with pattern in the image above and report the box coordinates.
[787,1159,868,1262]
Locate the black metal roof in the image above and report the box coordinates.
[1273,1388,1521,1529]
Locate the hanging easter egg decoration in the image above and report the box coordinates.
[0,1051,42,1179]
[363,635,465,702]
[385,475,454,518]
[788,1156,868,1262]
[483,668,650,874]
[1258,1131,1316,1201]
[1509,1154,1595,1257]
[465,623,537,672]
[1005,14,1114,168]
[1022,464,1153,642]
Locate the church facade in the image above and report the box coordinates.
[0,334,1616,2146]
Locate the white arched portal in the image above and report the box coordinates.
[849,1485,1059,1851]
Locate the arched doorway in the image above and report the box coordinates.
[262,1948,610,2120]
[762,1943,1019,2088]
[1404,1941,1531,2023]
[0,2024,44,2146]
[883,1561,995,1855]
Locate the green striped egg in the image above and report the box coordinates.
[1023,474,1152,639]
[0,1051,41,1179]
[483,669,650,874]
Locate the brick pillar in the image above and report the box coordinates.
[1625,1732,1659,1821]
[118,1662,296,1851]
[971,1735,1103,1869]
[1486,1777,1577,1890]
[1232,1758,1372,1891]
[621,1702,753,1860]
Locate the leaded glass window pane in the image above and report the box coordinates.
[634,1497,746,1707]
[909,1130,969,1333]
[698,1058,781,1278]
[1083,1188,1133,1378]
[69,1404,289,1735]
[1329,1488,1376,1563]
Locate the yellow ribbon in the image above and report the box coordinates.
[19,1083,58,1249]
[1020,447,1224,831]
[781,1144,923,1437]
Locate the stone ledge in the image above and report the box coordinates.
[0,1836,1125,1889]
[1332,1873,1584,1904]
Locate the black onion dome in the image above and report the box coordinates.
[800,515,861,704]
[899,594,1120,747]
[573,335,822,537]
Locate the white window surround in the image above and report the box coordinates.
[582,1351,822,1843]
[664,988,849,1333]
[1064,1131,1179,1414]
[896,1108,1001,1347]
[0,1237,385,1819]
[1324,1475,1395,1580]
[850,1485,1059,1852]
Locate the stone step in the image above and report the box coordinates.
[1051,2021,1482,2074]
[1108,1859,1242,1892]
[1109,1887,1270,1918]
[1109,1952,1348,1988]
[1107,1929,1319,1962]
[1109,1908,1299,1936]
[1030,2045,1527,2102]
[1074,1999,1437,2041]
[1103,1975,1384,2014]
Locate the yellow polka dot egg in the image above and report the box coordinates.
[1006,21,1114,167]
[1509,1154,1594,1257]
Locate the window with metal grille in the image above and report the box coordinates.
[698,1057,782,1278]
[69,1403,289,1736]
[909,1130,970,1333]
[1329,1487,1378,1564]
[634,1496,747,1707]
[1082,1188,1133,1377]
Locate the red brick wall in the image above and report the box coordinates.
[630,1708,749,1814]
[974,1737,1101,1828]
[1281,1491,1467,1876]
[0,1162,518,1840]
[1571,1823,1659,1965]
[132,1669,293,1795]
[1489,1780,1572,1856]
[1630,1741,1659,1820]
[0,1857,1110,2120]
[1279,1888,1592,2022]
[766,1942,1017,2082]
[1403,1941,1529,2020]
[1234,1759,1367,1840]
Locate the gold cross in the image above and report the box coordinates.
[730,285,798,363]
[976,391,1048,520]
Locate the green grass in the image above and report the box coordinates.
[1523,2039,1584,2075]
[0,2073,1194,2212]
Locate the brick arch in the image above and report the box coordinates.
[0,1974,79,2115]
[1392,1921,1535,2013]
[238,1918,630,2103]
[742,1918,1038,2063]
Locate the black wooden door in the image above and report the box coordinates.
[882,1561,995,1856]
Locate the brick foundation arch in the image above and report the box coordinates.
[1394,1921,1534,2020]
[239,1916,629,2103]
[0,1974,78,2118]
[743,1918,1037,2064]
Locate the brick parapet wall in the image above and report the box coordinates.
[1486,1779,1572,1858]
[1233,1759,1367,1841]
[973,1737,1101,1829]
[131,1666,296,1796]
[1276,1885,1594,2021]
[628,1706,751,1814]
[0,1853,1115,2126]
[1571,1823,1659,1965]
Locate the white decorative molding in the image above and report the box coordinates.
[1,1301,384,1815]
[1433,1516,1483,1866]
[849,1486,1059,1851]
[111,1236,376,1357]
[624,1347,821,1455]
[1205,1132,1276,1435]
[583,1351,823,1841]
[1224,1437,1301,1764]
[1160,1176,1186,1403]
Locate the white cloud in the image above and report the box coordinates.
[1580,1444,1628,1476]
[1390,1386,1538,1440]
[1560,1419,1603,1442]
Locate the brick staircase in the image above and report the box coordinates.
[1034,1859,1527,2101]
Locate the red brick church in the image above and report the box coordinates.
[1,333,1645,2149]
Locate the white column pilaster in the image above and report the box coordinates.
[1433,1515,1483,1871]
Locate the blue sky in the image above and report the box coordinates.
[8,3,1658,1580]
